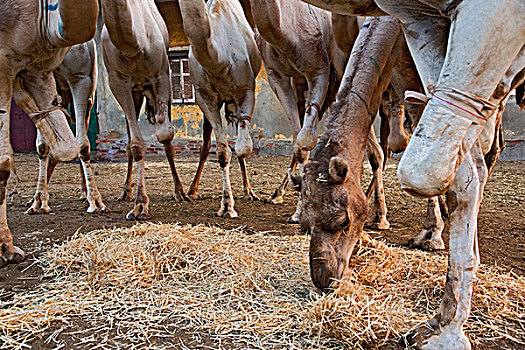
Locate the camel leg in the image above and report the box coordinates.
[26,132,52,215]
[118,118,134,202]
[187,116,212,199]
[398,0,525,196]
[152,73,189,202]
[263,64,302,204]
[0,76,25,266]
[411,143,487,350]
[70,74,108,213]
[267,156,298,205]
[366,127,389,230]
[295,68,330,153]
[108,75,151,220]
[234,89,258,201]
[198,94,237,218]
[408,196,445,251]
[238,157,258,201]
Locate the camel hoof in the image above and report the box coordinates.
[188,191,199,200]
[421,239,445,251]
[117,190,133,202]
[242,192,260,201]
[1,244,25,267]
[38,207,52,214]
[265,196,284,205]
[25,208,38,215]
[367,220,390,230]
[286,217,300,224]
[125,212,136,221]
[174,193,191,203]
[218,209,238,218]
[137,212,152,221]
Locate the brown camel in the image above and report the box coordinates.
[101,0,189,220]
[178,0,262,218]
[245,0,347,223]
[26,40,108,215]
[299,1,524,348]
[0,0,98,267]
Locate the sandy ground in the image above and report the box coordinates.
[1,153,524,349]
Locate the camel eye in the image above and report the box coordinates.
[340,215,350,229]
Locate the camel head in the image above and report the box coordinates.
[292,153,368,291]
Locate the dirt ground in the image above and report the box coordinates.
[1,153,524,349]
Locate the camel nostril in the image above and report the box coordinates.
[12,253,24,264]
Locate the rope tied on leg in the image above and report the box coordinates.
[28,95,71,124]
[404,86,498,125]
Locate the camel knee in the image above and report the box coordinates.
[217,144,231,168]
[37,142,50,159]
[130,142,145,161]
[79,142,91,162]
[156,122,174,145]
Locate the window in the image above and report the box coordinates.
[170,56,195,104]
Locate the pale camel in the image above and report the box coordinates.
[101,0,189,220]
[178,0,262,218]
[26,40,108,216]
[0,0,98,267]
[246,0,347,223]
[299,1,524,348]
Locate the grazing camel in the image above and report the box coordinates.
[299,1,525,348]
[0,0,98,267]
[245,0,347,223]
[178,0,262,218]
[26,40,108,215]
[101,0,189,220]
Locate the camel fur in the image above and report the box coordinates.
[26,40,108,216]
[178,0,261,218]
[0,0,98,267]
[245,0,347,223]
[101,0,189,221]
[300,1,525,348]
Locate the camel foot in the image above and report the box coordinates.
[218,207,238,218]
[25,205,52,215]
[117,187,133,202]
[286,216,300,224]
[265,194,284,205]
[408,234,445,251]
[242,190,259,201]
[126,204,152,221]
[187,189,199,200]
[405,317,470,350]
[0,243,25,268]
[173,188,191,203]
[366,219,390,230]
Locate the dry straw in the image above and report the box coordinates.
[1,223,523,349]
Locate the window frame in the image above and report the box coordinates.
[169,49,196,105]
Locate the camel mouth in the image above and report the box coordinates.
[309,239,347,292]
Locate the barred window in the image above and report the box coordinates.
[170,57,195,104]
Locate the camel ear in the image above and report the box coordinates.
[329,156,349,183]
[288,169,302,192]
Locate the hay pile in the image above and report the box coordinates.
[1,223,524,349]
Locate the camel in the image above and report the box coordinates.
[244,0,347,223]
[26,40,108,216]
[101,0,189,220]
[0,0,98,267]
[178,0,261,218]
[297,1,525,348]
